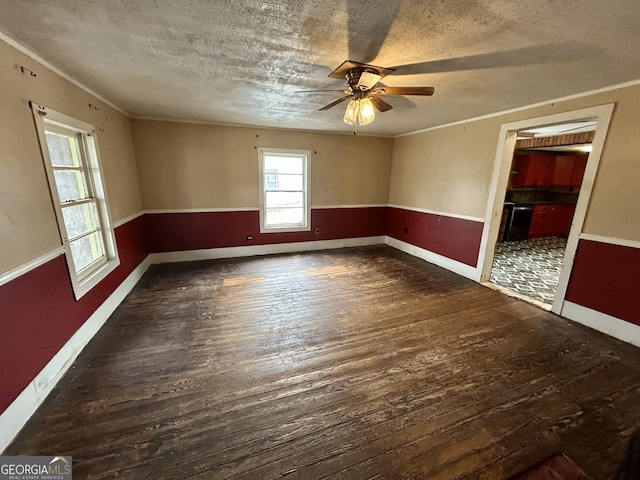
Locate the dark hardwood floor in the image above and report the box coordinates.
[5,245,640,479]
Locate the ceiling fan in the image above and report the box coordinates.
[296,60,435,127]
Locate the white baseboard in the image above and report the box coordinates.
[0,256,152,453]
[148,236,386,264]
[384,236,480,281]
[561,301,640,348]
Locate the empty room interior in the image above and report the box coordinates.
[2,1,640,478]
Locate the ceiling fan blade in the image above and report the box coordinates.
[319,96,351,111]
[372,86,435,96]
[294,89,348,94]
[370,95,393,112]
[327,61,395,80]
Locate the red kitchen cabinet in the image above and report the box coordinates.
[529,204,576,239]
[553,204,576,237]
[570,155,588,187]
[552,156,574,185]
[512,155,554,186]
[529,205,556,238]
[511,156,528,186]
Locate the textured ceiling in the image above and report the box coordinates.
[2,0,640,136]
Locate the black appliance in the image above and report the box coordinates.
[503,204,533,241]
[500,202,514,241]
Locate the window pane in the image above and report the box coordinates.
[266,208,304,226]
[69,231,105,273]
[267,173,303,191]
[53,170,89,202]
[61,202,100,239]
[265,171,278,190]
[266,191,303,208]
[264,155,303,174]
[45,132,80,167]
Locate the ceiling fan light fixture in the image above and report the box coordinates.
[357,71,382,90]
[358,97,375,125]
[343,99,359,125]
[301,61,434,128]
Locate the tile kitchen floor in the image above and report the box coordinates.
[490,236,568,305]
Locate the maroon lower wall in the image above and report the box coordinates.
[386,207,484,267]
[145,207,388,252]
[0,215,148,413]
[0,207,387,416]
[566,239,640,326]
[145,207,484,267]
[3,207,637,418]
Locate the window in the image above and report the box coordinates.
[32,103,119,299]
[258,148,310,232]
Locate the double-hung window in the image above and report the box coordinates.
[32,104,119,299]
[258,148,311,233]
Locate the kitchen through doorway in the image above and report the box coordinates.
[488,122,595,308]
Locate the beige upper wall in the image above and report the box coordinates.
[390,83,640,241]
[390,121,498,219]
[0,39,143,273]
[4,26,640,277]
[131,119,393,210]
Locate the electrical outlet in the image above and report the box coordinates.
[315,227,320,234]
[247,235,254,240]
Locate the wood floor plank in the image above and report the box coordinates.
[4,246,640,479]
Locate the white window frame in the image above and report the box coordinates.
[258,148,311,233]
[32,103,120,300]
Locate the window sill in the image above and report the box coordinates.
[260,225,311,234]
[71,256,120,300]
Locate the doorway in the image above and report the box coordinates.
[489,122,594,307]
[477,104,614,315]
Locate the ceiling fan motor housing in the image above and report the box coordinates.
[346,67,383,92]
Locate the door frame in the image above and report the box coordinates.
[477,103,615,314]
